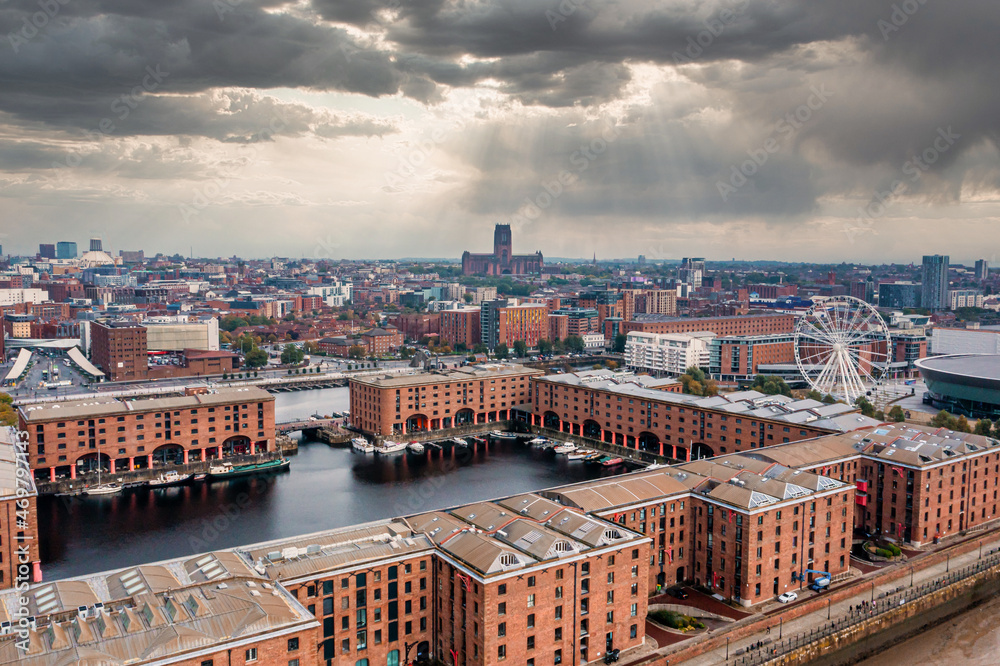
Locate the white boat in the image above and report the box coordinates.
[375,440,407,455]
[553,442,578,454]
[646,463,667,470]
[489,430,519,440]
[452,437,469,448]
[352,437,375,453]
[148,471,191,488]
[568,449,596,461]
[84,482,123,496]
[408,442,425,454]
[528,437,548,446]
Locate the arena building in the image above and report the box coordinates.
[915,354,1000,418]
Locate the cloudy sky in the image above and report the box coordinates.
[1,0,997,263]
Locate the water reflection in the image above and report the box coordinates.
[40,436,622,580]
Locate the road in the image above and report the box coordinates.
[677,533,1000,666]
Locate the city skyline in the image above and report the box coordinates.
[2,2,999,260]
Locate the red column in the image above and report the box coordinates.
[672,445,677,459]
[659,442,664,457]
[250,442,256,455]
[109,460,116,474]
[49,467,56,482]
[128,457,135,471]
[147,454,153,468]
[70,465,76,480]
[685,448,691,462]
[183,450,189,464]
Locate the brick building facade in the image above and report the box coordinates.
[19,387,276,483]
[622,313,794,337]
[349,365,543,437]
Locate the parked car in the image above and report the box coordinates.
[603,649,620,664]
[668,587,689,600]
[778,592,798,603]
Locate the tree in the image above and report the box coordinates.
[822,393,838,404]
[338,312,350,321]
[806,389,824,402]
[537,339,553,356]
[887,405,906,422]
[930,410,953,428]
[303,341,320,354]
[613,333,628,354]
[679,366,718,397]
[494,344,509,360]
[399,347,414,359]
[974,417,994,436]
[463,293,474,303]
[750,375,793,398]
[0,393,16,427]
[281,343,305,365]
[472,343,488,354]
[512,340,528,358]
[565,335,586,354]
[348,345,365,360]
[955,415,972,433]
[854,396,876,418]
[244,348,269,368]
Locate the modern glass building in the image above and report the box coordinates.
[921,254,950,311]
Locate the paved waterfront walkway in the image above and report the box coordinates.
[660,533,1000,666]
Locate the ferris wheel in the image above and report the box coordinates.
[794,296,891,404]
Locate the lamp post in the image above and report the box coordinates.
[827,597,831,620]
[946,554,950,573]
[726,636,730,661]
[779,617,783,639]
[870,581,875,603]
[909,565,914,588]
[403,640,419,665]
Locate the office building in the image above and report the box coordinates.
[439,308,482,349]
[975,259,990,281]
[55,241,77,259]
[38,243,55,259]
[90,320,149,381]
[622,313,793,338]
[921,254,950,311]
[878,281,922,309]
[679,257,705,288]
[708,333,796,382]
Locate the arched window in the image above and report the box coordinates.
[499,553,519,567]
[387,650,400,666]
[356,660,369,666]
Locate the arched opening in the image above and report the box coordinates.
[675,446,688,461]
[692,442,714,460]
[152,444,184,466]
[582,420,602,439]
[76,452,111,473]
[222,435,251,456]
[406,414,429,432]
[543,411,561,429]
[454,409,475,426]
[676,567,685,583]
[638,432,660,452]
[416,641,430,662]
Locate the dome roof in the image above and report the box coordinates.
[79,250,117,267]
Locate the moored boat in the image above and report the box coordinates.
[527,437,548,446]
[375,440,407,455]
[192,473,208,482]
[408,442,425,454]
[601,457,624,467]
[148,471,191,488]
[489,430,519,440]
[452,437,469,448]
[568,449,595,460]
[352,437,375,453]
[553,442,578,454]
[84,483,123,496]
[208,458,291,480]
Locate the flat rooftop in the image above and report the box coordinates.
[19,387,274,423]
[350,363,543,389]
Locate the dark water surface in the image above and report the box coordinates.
[39,388,620,579]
